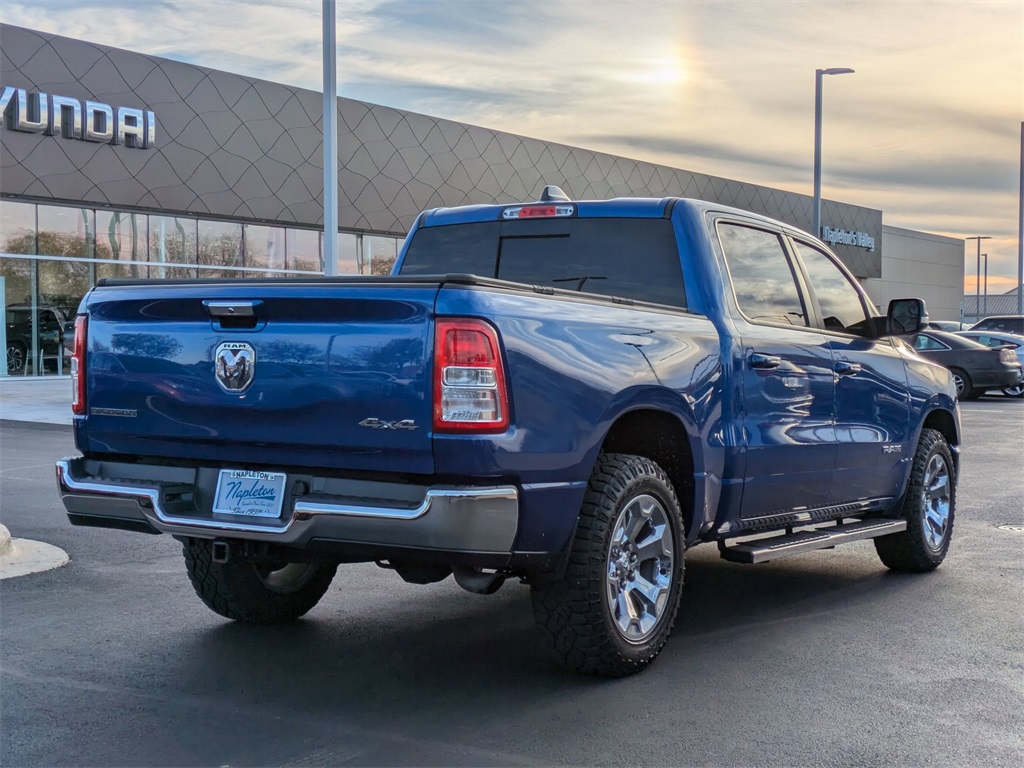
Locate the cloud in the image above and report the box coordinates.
[1,0,1022,286]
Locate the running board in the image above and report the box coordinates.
[719,519,907,564]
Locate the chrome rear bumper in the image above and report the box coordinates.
[56,457,519,552]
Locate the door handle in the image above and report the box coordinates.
[835,361,862,375]
[749,353,782,370]
[204,300,263,317]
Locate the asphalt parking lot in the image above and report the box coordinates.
[1,397,1022,767]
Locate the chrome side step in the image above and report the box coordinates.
[719,519,907,564]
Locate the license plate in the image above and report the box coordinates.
[212,469,287,518]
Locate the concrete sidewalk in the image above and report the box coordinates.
[0,376,72,426]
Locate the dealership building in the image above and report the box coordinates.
[1,23,964,377]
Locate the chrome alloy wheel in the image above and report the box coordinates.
[921,453,952,551]
[7,344,24,374]
[1002,384,1024,397]
[952,372,967,398]
[605,493,675,644]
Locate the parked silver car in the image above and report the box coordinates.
[970,315,1024,335]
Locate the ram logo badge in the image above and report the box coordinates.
[214,342,256,393]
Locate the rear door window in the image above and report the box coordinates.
[717,222,808,327]
[400,217,686,308]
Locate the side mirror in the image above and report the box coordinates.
[887,298,928,336]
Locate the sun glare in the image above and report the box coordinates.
[627,58,687,86]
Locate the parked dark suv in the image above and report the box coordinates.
[970,315,1024,335]
[5,304,70,374]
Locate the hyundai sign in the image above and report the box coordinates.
[1,86,155,148]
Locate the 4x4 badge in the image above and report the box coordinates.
[358,418,418,430]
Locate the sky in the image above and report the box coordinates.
[2,0,1022,293]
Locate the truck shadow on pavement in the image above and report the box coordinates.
[170,546,934,718]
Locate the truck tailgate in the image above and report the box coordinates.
[79,281,438,474]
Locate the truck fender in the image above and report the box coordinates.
[576,386,720,548]
[893,397,961,504]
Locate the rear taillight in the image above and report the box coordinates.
[71,315,87,416]
[433,319,509,432]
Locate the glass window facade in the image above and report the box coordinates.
[198,219,242,277]
[97,210,148,277]
[2,201,36,254]
[287,228,322,273]
[338,232,359,274]
[1,199,401,376]
[150,215,197,269]
[244,224,286,277]
[365,235,397,275]
[36,205,93,259]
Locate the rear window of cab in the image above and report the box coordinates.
[400,218,687,308]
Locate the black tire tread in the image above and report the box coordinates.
[183,538,337,624]
[874,428,955,572]
[531,453,684,677]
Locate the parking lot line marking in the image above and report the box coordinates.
[0,462,61,476]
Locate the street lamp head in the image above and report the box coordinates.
[819,67,855,76]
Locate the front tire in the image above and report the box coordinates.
[531,453,685,677]
[949,367,972,400]
[874,429,956,572]
[183,538,337,624]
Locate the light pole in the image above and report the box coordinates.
[966,236,991,322]
[812,67,855,238]
[1018,121,1023,315]
[982,253,988,316]
[322,0,338,276]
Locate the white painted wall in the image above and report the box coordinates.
[861,226,964,322]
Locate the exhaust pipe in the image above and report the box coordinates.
[453,566,505,595]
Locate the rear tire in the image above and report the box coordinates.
[183,538,337,624]
[531,453,685,677]
[875,429,955,572]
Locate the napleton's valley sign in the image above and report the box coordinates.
[820,225,876,253]
[0,86,155,148]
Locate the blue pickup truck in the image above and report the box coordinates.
[56,188,960,676]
